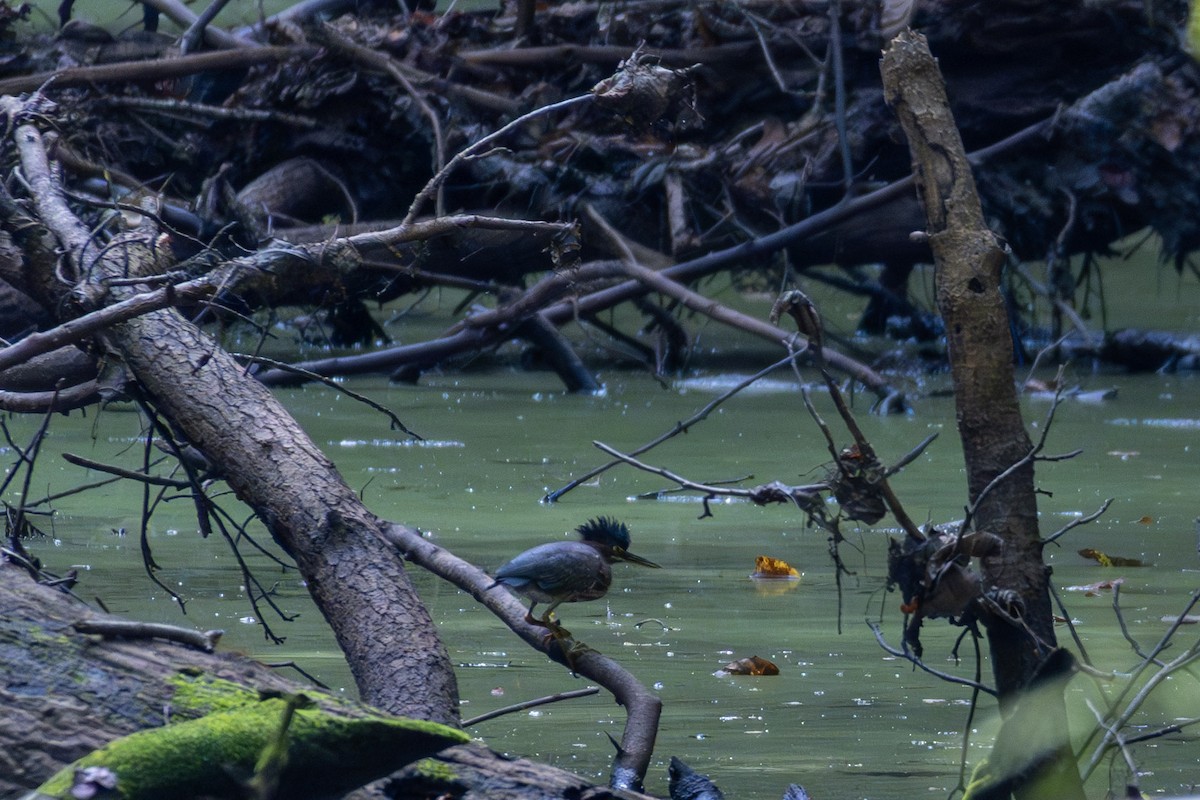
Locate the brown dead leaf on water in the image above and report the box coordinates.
[718,655,780,676]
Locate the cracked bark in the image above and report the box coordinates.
[5,102,459,727]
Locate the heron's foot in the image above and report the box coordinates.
[525,611,554,629]
[549,630,594,671]
[537,616,573,642]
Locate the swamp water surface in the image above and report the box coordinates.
[10,264,1200,799]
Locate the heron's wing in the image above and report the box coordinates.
[494,541,604,595]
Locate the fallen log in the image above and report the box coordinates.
[0,560,652,800]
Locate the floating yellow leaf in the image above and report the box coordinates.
[751,555,800,580]
[719,655,780,676]
[1137,515,1154,525]
[1078,548,1146,567]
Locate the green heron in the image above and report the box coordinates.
[491,516,661,630]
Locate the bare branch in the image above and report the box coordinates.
[1042,497,1114,546]
[545,353,806,503]
[866,619,997,697]
[61,453,189,488]
[462,687,601,727]
[380,520,660,790]
[73,620,223,652]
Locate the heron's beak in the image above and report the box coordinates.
[615,549,661,568]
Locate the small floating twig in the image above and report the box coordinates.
[73,619,224,652]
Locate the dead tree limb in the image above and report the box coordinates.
[3,95,460,726]
[379,520,662,792]
[881,30,1085,800]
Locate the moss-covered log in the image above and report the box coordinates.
[0,561,652,800]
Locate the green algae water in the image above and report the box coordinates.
[9,256,1200,798]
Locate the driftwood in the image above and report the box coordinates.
[0,560,651,800]
[0,0,1194,406]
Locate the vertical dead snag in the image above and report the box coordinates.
[880,31,1085,799]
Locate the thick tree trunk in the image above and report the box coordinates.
[108,298,461,725]
[6,104,459,727]
[881,32,1084,800]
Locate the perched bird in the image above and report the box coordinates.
[491,517,660,629]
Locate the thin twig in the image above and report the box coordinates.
[100,94,317,128]
[828,0,854,195]
[134,426,187,613]
[1042,497,1114,546]
[1080,589,1200,778]
[209,503,295,572]
[462,687,601,726]
[73,619,223,652]
[61,452,189,488]
[209,510,295,644]
[263,661,332,689]
[1112,582,1162,666]
[950,629,985,799]
[141,402,215,539]
[234,354,422,441]
[801,384,841,463]
[867,619,997,696]
[592,441,759,501]
[960,368,1076,535]
[1120,715,1200,745]
[25,472,124,509]
[1047,581,1091,666]
[1084,697,1141,787]
[544,355,804,503]
[403,94,592,226]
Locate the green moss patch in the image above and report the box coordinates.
[37,696,469,799]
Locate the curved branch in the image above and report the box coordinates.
[867,619,997,697]
[379,520,661,792]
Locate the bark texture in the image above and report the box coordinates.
[0,561,647,800]
[881,27,1052,695]
[0,560,336,796]
[6,109,459,727]
[881,31,1084,800]
[108,301,461,724]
